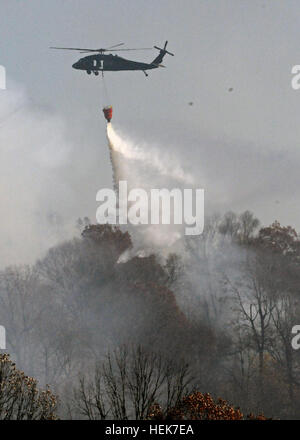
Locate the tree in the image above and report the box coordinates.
[269,294,300,415]
[0,266,45,374]
[0,354,57,420]
[218,210,260,244]
[238,211,260,244]
[148,392,266,420]
[72,345,192,420]
[226,220,300,416]
[227,256,276,408]
[254,221,300,257]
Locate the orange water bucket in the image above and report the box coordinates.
[103,105,113,122]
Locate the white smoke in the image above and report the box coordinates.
[107,123,195,185]
[0,82,77,267]
[106,123,197,258]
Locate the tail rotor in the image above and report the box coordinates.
[153,41,174,57]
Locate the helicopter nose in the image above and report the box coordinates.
[72,62,79,69]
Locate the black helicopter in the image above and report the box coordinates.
[50,41,174,77]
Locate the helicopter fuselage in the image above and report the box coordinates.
[72,54,158,73]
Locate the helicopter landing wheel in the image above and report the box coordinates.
[94,71,99,76]
[87,70,92,75]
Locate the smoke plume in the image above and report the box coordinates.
[0,83,77,267]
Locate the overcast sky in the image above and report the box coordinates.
[1,0,300,264]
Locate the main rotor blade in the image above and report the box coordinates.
[79,51,96,53]
[50,46,153,54]
[108,48,153,51]
[49,47,96,51]
[79,47,152,53]
[106,43,125,49]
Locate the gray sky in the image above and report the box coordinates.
[1,0,300,264]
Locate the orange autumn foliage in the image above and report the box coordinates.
[148,392,267,420]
